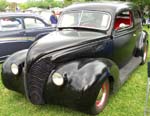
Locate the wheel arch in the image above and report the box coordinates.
[135,30,148,57]
[105,59,121,93]
[108,75,114,94]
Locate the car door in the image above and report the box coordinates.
[112,10,137,67]
[23,17,54,40]
[0,16,32,61]
[132,10,142,50]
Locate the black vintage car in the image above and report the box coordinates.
[1,2,149,115]
[0,13,54,62]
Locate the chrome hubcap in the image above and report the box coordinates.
[96,82,108,108]
[143,45,147,61]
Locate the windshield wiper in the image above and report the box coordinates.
[57,26,106,33]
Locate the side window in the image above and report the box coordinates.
[114,10,133,30]
[24,18,45,29]
[0,17,22,31]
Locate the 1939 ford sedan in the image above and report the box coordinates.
[1,1,149,115]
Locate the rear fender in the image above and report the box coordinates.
[136,30,148,56]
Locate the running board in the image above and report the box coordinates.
[119,57,141,85]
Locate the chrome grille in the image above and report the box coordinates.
[26,58,55,104]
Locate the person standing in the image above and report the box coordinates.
[50,10,58,27]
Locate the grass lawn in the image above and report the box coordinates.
[0,27,150,116]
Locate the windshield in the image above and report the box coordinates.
[58,10,111,30]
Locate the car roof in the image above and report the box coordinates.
[0,12,42,19]
[63,1,137,15]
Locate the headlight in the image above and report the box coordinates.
[11,64,19,75]
[52,73,64,86]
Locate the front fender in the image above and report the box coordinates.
[1,49,28,94]
[49,58,120,92]
[44,58,120,111]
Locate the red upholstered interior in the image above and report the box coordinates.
[114,18,131,30]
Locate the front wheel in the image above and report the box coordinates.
[141,40,148,65]
[90,78,110,115]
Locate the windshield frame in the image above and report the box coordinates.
[58,10,112,31]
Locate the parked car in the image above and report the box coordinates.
[0,13,55,62]
[1,1,148,115]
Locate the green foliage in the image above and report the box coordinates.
[20,0,50,9]
[0,0,8,11]
[63,0,72,6]
[63,0,85,6]
[19,3,28,10]
[45,0,53,3]
[50,1,64,8]
[19,0,63,10]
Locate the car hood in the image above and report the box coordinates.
[26,30,108,68]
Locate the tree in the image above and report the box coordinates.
[0,0,8,11]
[20,0,63,10]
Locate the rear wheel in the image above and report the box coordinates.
[141,40,148,65]
[90,78,110,115]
